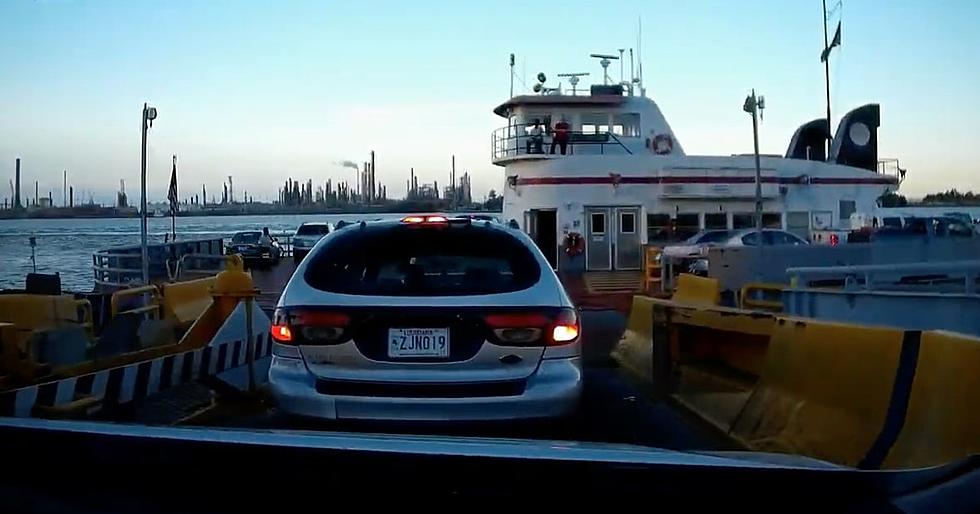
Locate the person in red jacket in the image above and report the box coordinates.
[550,118,570,155]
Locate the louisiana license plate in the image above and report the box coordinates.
[388,328,450,358]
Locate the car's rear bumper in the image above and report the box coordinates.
[268,355,582,421]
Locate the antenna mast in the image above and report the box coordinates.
[618,49,625,83]
[589,53,620,85]
[557,73,589,95]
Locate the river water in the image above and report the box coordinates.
[0,213,442,291]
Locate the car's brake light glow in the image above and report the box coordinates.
[552,324,579,343]
[549,308,579,345]
[401,215,449,224]
[271,324,293,343]
[829,233,840,246]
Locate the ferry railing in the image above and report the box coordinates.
[877,158,907,183]
[93,238,225,290]
[787,260,980,295]
[491,126,634,160]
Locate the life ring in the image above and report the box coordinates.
[564,232,585,257]
[652,134,674,155]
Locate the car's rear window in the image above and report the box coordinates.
[232,232,260,244]
[296,224,330,236]
[690,230,731,244]
[304,225,541,296]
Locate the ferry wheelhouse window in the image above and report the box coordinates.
[613,114,640,137]
[705,213,727,230]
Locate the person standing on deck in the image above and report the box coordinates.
[259,227,273,249]
[551,117,570,155]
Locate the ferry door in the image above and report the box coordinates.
[585,207,612,271]
[525,209,558,270]
[614,207,642,270]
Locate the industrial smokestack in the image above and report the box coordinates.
[370,150,376,204]
[14,158,21,209]
[35,180,39,206]
[69,186,73,207]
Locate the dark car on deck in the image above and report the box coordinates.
[226,230,281,266]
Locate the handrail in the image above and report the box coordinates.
[110,286,162,319]
[491,125,634,160]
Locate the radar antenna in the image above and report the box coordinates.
[557,72,589,95]
[589,53,620,85]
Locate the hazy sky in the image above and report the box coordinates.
[1,0,978,204]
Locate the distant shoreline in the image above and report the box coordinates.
[0,205,502,221]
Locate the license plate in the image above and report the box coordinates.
[388,328,450,358]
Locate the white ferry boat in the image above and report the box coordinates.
[493,56,903,272]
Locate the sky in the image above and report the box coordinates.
[0,0,978,205]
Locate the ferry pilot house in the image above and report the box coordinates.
[492,76,898,274]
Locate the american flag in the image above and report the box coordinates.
[168,155,179,216]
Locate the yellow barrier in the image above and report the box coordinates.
[671,274,720,306]
[161,277,216,328]
[730,317,906,467]
[643,246,663,294]
[110,286,162,319]
[0,294,88,330]
[610,295,658,384]
[738,283,784,312]
[884,331,980,469]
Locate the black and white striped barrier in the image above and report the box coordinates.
[0,300,273,418]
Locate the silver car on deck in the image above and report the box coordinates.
[269,215,582,421]
[291,222,332,262]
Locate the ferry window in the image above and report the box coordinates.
[647,214,671,242]
[614,113,641,137]
[598,125,610,134]
[620,212,636,234]
[581,124,596,135]
[612,125,624,136]
[590,212,606,234]
[675,213,700,240]
[705,213,727,230]
[839,200,856,222]
[762,213,782,228]
[733,213,755,229]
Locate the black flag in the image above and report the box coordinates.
[821,21,842,62]
[167,156,179,216]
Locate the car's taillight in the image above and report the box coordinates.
[272,308,351,345]
[483,309,578,346]
[271,323,293,343]
[829,233,840,246]
[549,308,579,345]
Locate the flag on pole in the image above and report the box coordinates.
[820,21,842,62]
[167,155,179,216]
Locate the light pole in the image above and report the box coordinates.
[141,103,158,285]
[743,90,765,240]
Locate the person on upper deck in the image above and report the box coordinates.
[526,119,544,154]
[550,117,570,155]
